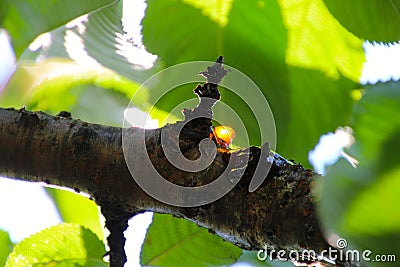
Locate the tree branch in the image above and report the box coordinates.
[0,58,335,266]
[0,106,330,261]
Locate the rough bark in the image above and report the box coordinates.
[0,106,331,262]
[0,58,337,266]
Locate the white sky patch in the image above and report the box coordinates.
[0,30,16,92]
[115,33,157,69]
[0,178,62,242]
[230,263,253,267]
[64,17,104,70]
[308,126,358,176]
[360,41,400,84]
[117,0,157,69]
[66,14,89,32]
[124,212,153,267]
[121,0,145,45]
[124,107,159,129]
[29,32,52,52]
[64,30,103,69]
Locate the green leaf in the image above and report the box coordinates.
[345,167,400,235]
[279,0,365,81]
[143,0,289,147]
[65,1,159,83]
[318,81,400,266]
[71,87,132,127]
[21,0,160,85]
[323,0,400,42]
[343,81,400,235]
[0,0,115,57]
[183,0,233,27]
[46,188,105,241]
[350,81,400,164]
[2,0,159,85]
[0,59,139,116]
[0,229,13,266]
[143,0,222,64]
[141,214,242,267]
[142,0,364,164]
[5,223,107,267]
[222,0,289,147]
[281,67,358,165]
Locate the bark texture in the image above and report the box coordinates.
[0,107,329,262]
[0,58,338,266]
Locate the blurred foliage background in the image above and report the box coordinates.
[0,0,400,266]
